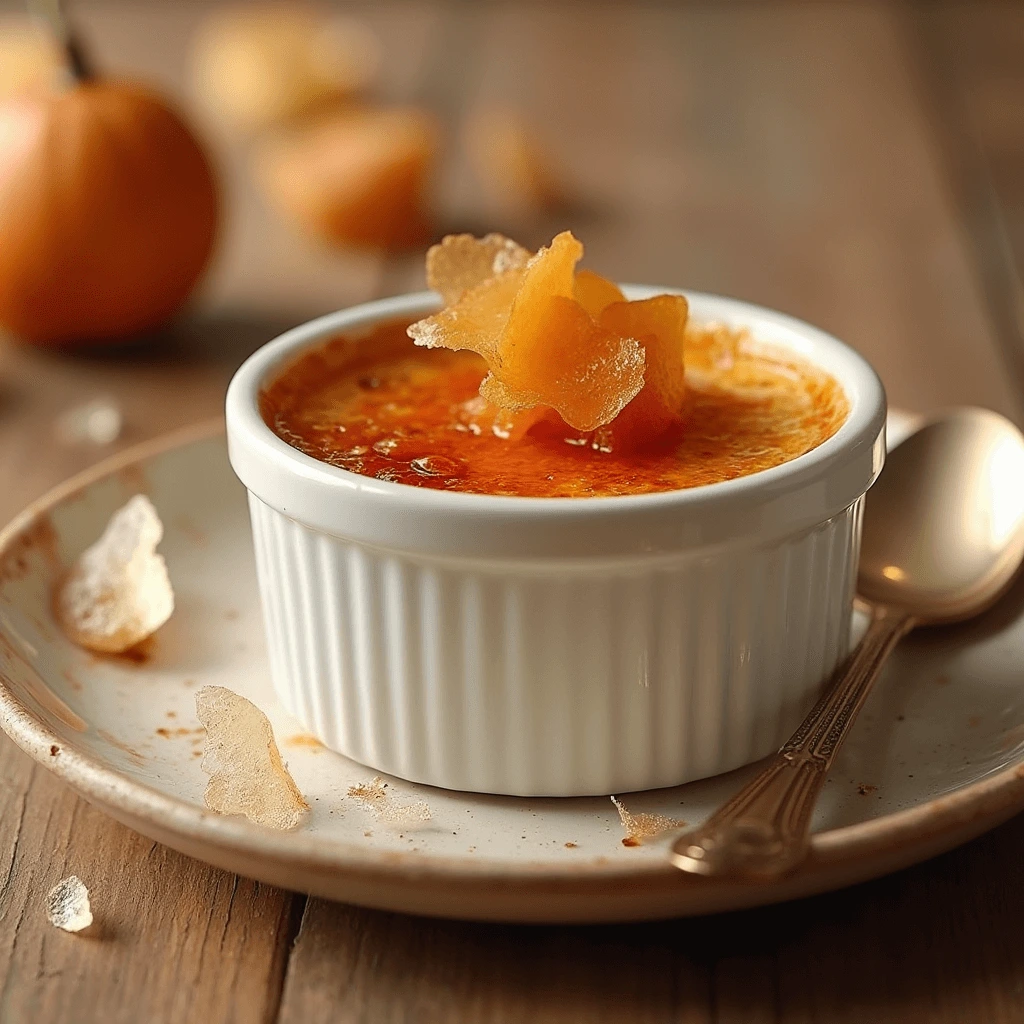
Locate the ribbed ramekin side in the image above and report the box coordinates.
[245,497,862,796]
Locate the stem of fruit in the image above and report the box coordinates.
[29,0,92,82]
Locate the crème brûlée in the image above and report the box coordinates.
[261,232,849,498]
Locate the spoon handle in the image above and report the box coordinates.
[669,605,916,880]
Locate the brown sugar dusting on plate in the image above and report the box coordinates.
[0,514,59,583]
[347,776,430,826]
[114,635,157,665]
[611,796,686,847]
[96,728,145,763]
[284,733,326,752]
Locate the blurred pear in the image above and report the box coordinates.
[0,15,62,100]
[190,4,380,134]
[255,106,438,250]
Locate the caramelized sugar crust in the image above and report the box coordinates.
[260,317,849,498]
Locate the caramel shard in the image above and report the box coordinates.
[410,231,646,432]
[191,6,381,132]
[46,876,93,933]
[611,796,686,847]
[598,295,689,450]
[56,495,174,655]
[347,776,430,826]
[464,108,566,215]
[256,107,439,249]
[196,685,309,830]
[425,233,531,306]
[573,270,625,320]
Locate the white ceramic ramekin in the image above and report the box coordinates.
[226,288,886,797]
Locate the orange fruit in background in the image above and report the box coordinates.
[0,81,218,347]
[256,106,439,250]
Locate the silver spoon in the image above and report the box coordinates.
[669,407,1024,880]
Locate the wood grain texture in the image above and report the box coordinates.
[908,1,1024,405]
[280,812,1024,1024]
[0,739,299,1023]
[1,1,1024,1022]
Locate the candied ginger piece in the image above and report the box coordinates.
[410,231,645,433]
[56,495,174,654]
[196,686,309,830]
[426,232,532,306]
[598,294,689,449]
[573,269,625,319]
[46,876,93,933]
[409,265,525,363]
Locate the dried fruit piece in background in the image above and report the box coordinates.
[255,106,438,249]
[190,4,380,133]
[0,15,61,100]
[0,79,218,346]
[55,495,174,654]
[46,876,93,932]
[464,107,567,218]
[54,397,123,446]
[196,685,309,830]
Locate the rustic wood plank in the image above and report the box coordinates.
[906,1,1024,403]
[0,738,301,1023]
[278,813,1024,1024]
[277,3,1024,1021]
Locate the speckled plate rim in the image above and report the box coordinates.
[2,418,1024,920]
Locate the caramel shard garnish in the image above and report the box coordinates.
[410,231,646,432]
[611,796,686,847]
[196,686,309,830]
[46,876,93,933]
[56,495,174,655]
[347,776,430,826]
[426,232,531,306]
[598,294,689,451]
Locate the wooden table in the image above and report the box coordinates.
[1,2,1023,1020]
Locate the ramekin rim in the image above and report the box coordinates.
[225,287,886,521]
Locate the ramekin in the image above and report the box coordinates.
[226,288,886,797]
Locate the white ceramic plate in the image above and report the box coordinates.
[3,413,1024,923]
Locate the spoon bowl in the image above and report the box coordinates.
[858,408,1024,623]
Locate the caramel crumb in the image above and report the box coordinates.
[284,733,326,751]
[348,777,430,826]
[564,842,578,849]
[49,745,59,756]
[116,636,156,664]
[857,783,878,796]
[611,796,686,847]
